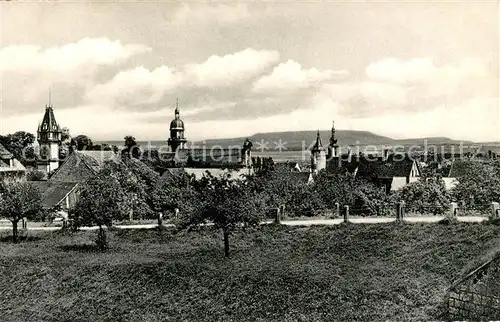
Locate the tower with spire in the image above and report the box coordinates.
[310,130,327,174]
[167,98,187,152]
[327,120,339,159]
[37,91,62,174]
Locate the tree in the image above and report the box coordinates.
[0,182,42,242]
[69,169,123,250]
[396,176,450,215]
[72,135,94,151]
[59,127,72,160]
[450,161,500,212]
[185,172,265,257]
[122,135,141,159]
[151,171,198,220]
[0,131,36,166]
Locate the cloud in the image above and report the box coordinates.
[0,38,151,114]
[252,60,349,92]
[86,48,280,106]
[0,38,151,72]
[365,58,488,85]
[185,49,280,88]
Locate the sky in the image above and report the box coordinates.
[0,1,498,142]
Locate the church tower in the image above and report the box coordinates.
[37,93,62,174]
[167,99,187,152]
[311,130,327,174]
[327,120,339,159]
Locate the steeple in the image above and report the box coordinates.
[37,92,62,174]
[329,120,337,146]
[168,98,187,152]
[328,120,339,159]
[175,98,180,118]
[311,130,324,152]
[310,130,327,174]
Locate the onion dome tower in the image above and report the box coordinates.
[328,120,339,159]
[37,91,62,173]
[167,98,187,152]
[311,130,327,174]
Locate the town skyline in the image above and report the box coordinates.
[1,1,498,142]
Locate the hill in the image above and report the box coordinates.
[202,131,471,150]
[1,223,500,321]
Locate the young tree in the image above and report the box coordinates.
[69,169,123,250]
[0,182,42,242]
[185,172,265,257]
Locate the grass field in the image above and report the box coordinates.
[1,222,499,321]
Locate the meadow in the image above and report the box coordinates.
[1,222,499,321]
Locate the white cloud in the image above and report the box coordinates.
[186,48,280,87]
[365,58,488,85]
[0,38,151,72]
[87,48,280,105]
[252,60,349,92]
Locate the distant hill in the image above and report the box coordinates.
[202,131,471,150]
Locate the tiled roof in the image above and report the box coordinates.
[75,150,120,174]
[356,155,416,179]
[0,143,13,159]
[30,181,78,208]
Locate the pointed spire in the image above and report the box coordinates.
[312,130,324,151]
[46,88,52,109]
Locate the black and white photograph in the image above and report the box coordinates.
[0,1,499,320]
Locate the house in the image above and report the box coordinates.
[30,181,79,218]
[0,143,27,183]
[355,154,421,193]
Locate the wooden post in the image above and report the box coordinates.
[448,202,458,219]
[400,201,405,220]
[275,207,281,224]
[343,205,349,223]
[22,218,27,229]
[281,204,286,218]
[491,202,500,219]
[157,212,163,227]
[335,203,340,218]
[396,202,402,222]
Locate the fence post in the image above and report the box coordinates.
[448,202,458,219]
[396,202,405,222]
[281,205,286,218]
[275,207,281,224]
[491,202,500,219]
[22,217,27,229]
[343,205,349,223]
[157,212,163,227]
[335,203,340,218]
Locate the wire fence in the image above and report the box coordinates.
[439,255,500,320]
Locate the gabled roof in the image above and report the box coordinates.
[356,155,417,179]
[30,181,78,208]
[0,143,13,159]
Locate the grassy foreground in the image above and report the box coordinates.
[1,223,499,321]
